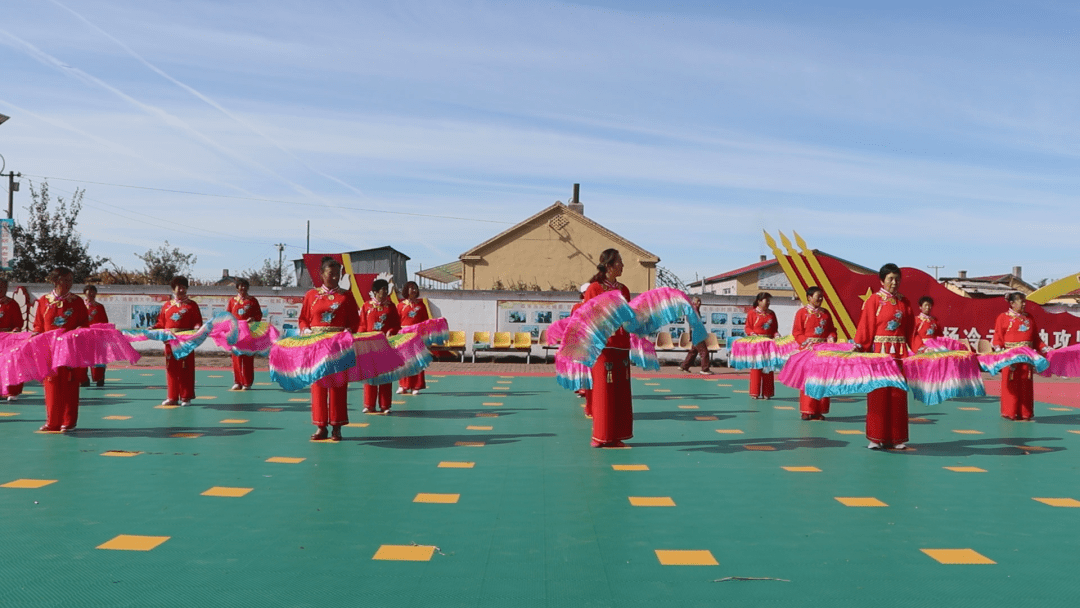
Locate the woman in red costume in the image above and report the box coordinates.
[910,296,939,354]
[34,267,89,432]
[583,248,633,448]
[227,278,262,390]
[992,292,1049,421]
[299,257,360,440]
[0,277,25,401]
[792,286,836,420]
[154,276,203,407]
[746,292,778,399]
[80,285,109,388]
[360,278,401,414]
[855,263,914,450]
[396,281,428,396]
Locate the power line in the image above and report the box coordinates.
[21,173,516,225]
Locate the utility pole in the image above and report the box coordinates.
[275,243,286,286]
[5,171,19,219]
[926,265,945,280]
[306,221,310,254]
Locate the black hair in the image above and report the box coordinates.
[806,286,823,298]
[1006,291,1026,303]
[169,276,189,289]
[918,296,934,307]
[878,263,901,282]
[319,256,341,273]
[588,249,621,285]
[403,281,420,298]
[83,285,98,295]
[234,277,250,289]
[47,267,74,285]
[754,292,772,306]
[371,279,389,293]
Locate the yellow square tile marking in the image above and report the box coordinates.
[774,406,796,411]
[155,405,180,409]
[345,423,369,428]
[207,374,224,378]
[733,389,749,393]
[715,429,744,434]
[438,461,475,468]
[835,497,887,507]
[0,412,18,417]
[695,416,718,421]
[266,457,305,464]
[391,401,405,405]
[653,389,671,393]
[496,380,512,384]
[170,433,202,439]
[431,375,446,378]
[920,549,995,565]
[612,464,649,471]
[103,415,131,420]
[909,417,930,422]
[958,407,980,411]
[952,429,983,434]
[23,390,37,395]
[414,493,460,503]
[482,402,503,407]
[1049,407,1070,411]
[220,419,249,424]
[1017,445,1051,452]
[101,450,141,457]
[259,408,283,412]
[194,396,217,400]
[2,479,58,489]
[745,445,776,451]
[476,413,498,418]
[373,545,436,561]
[454,441,485,447]
[644,382,660,386]
[427,380,439,383]
[106,378,121,382]
[655,550,718,566]
[255,382,273,386]
[97,535,171,551]
[104,393,126,398]
[466,425,493,431]
[499,375,513,378]
[717,383,732,387]
[944,466,986,473]
[491,387,509,391]
[836,429,863,435]
[677,405,699,410]
[201,487,253,498]
[629,497,676,507]
[487,394,504,398]
[288,398,310,402]
[140,373,154,376]
[782,466,821,472]
[1069,430,1080,435]
[1033,497,1080,507]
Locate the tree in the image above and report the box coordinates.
[9,181,108,282]
[137,241,197,284]
[242,257,293,287]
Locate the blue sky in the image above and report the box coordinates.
[1,0,1077,286]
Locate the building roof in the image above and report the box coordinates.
[416,261,463,284]
[688,250,871,287]
[459,202,659,262]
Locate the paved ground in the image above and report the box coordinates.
[3,366,1080,607]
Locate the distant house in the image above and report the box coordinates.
[940,268,1034,299]
[457,198,660,293]
[687,252,873,299]
[293,246,410,289]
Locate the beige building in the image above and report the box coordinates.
[458,201,659,292]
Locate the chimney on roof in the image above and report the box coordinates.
[1012,266,1022,279]
[222,269,229,278]
[567,183,584,215]
[760,255,767,262]
[957,270,967,279]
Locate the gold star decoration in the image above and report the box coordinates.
[858,287,875,302]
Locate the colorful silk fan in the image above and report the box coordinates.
[359,333,433,385]
[921,337,971,353]
[555,354,592,390]
[555,290,635,368]
[777,342,853,391]
[51,324,142,369]
[977,346,1049,376]
[629,334,660,371]
[904,350,985,406]
[399,317,450,348]
[1041,344,1080,378]
[269,331,358,391]
[228,320,280,357]
[0,332,53,385]
[122,328,176,343]
[801,350,907,400]
[728,335,798,372]
[626,287,708,345]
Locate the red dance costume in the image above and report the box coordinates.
[299,286,360,426]
[227,294,262,387]
[745,307,779,398]
[992,310,1048,420]
[571,301,593,417]
[584,280,633,445]
[35,292,89,430]
[154,298,203,403]
[396,298,429,392]
[360,298,401,412]
[86,300,109,385]
[0,295,25,397]
[855,289,914,446]
[910,312,939,354]
[792,304,837,417]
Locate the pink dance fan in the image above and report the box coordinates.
[0,332,54,386]
[904,350,985,406]
[801,350,907,400]
[52,325,142,369]
[556,290,635,367]
[978,347,1049,376]
[269,331,358,391]
[921,337,972,353]
[399,317,450,349]
[626,287,709,345]
[1042,344,1080,378]
[778,342,853,391]
[729,335,798,372]
[555,354,592,390]
[352,332,430,385]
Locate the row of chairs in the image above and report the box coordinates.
[433,331,534,363]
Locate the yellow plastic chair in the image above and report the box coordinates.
[513,332,533,364]
[471,331,492,363]
[655,331,675,351]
